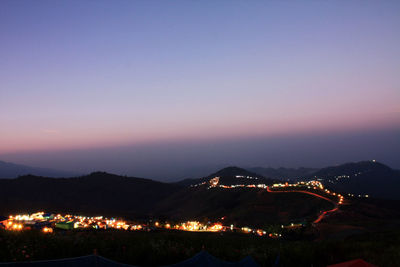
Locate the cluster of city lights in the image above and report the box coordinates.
[0,178,360,237]
[161,221,224,232]
[1,212,280,238]
[270,180,345,205]
[272,180,324,190]
[194,175,367,206]
[2,212,141,233]
[192,175,266,189]
[235,175,259,180]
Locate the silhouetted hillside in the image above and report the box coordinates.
[2,162,397,227]
[176,166,274,187]
[248,167,318,181]
[309,161,400,199]
[155,186,333,227]
[0,160,79,178]
[0,169,333,226]
[0,172,182,218]
[207,166,261,178]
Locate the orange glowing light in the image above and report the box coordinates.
[42,227,53,233]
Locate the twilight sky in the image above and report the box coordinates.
[1,1,399,180]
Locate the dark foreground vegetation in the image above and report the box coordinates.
[0,228,399,267]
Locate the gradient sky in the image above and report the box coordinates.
[1,1,399,179]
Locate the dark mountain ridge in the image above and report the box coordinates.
[175,166,274,187]
[248,166,318,181]
[0,168,330,226]
[207,166,261,178]
[248,161,400,200]
[1,161,399,227]
[307,161,400,199]
[0,172,182,218]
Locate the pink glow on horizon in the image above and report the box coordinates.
[1,110,398,155]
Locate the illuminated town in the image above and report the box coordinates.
[1,211,278,237]
[193,175,367,199]
[0,179,355,238]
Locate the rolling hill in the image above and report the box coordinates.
[248,166,318,181]
[248,161,400,200]
[155,186,333,227]
[0,169,332,226]
[1,162,398,227]
[176,166,274,187]
[0,172,182,218]
[308,161,400,199]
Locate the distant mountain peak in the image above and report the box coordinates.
[17,174,42,179]
[310,160,399,199]
[247,166,318,180]
[87,171,117,177]
[313,160,393,178]
[208,166,263,178]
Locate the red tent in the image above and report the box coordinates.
[327,259,378,267]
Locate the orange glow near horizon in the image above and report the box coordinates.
[1,111,398,155]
